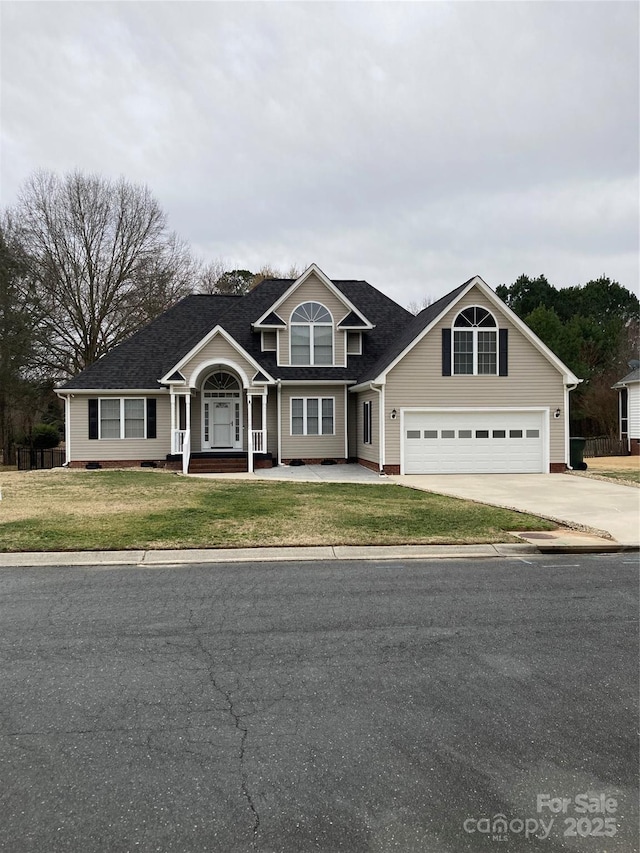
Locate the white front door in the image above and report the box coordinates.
[203,395,242,449]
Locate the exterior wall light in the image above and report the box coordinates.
[554,408,561,419]
[390,409,398,420]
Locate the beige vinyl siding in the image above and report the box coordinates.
[68,394,171,462]
[629,384,640,439]
[347,393,358,459]
[384,286,567,465]
[280,385,346,459]
[266,390,278,456]
[277,273,347,367]
[181,334,257,387]
[355,390,379,465]
[189,393,202,452]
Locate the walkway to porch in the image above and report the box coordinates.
[188,463,386,482]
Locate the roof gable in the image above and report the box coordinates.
[253,264,374,330]
[356,276,580,386]
[160,325,275,386]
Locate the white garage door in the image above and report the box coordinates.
[403,410,545,474]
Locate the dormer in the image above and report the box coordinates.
[252,264,373,367]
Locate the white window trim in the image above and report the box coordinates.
[452,307,498,376]
[261,330,277,352]
[99,398,147,440]
[289,302,334,366]
[290,397,335,436]
[363,400,372,444]
[346,331,362,355]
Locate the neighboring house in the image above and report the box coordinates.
[613,361,640,455]
[56,264,581,475]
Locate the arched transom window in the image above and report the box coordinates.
[290,302,333,365]
[453,306,497,375]
[203,372,241,395]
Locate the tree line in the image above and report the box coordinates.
[496,275,639,437]
[0,169,299,463]
[1,168,637,462]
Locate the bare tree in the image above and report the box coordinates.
[196,258,227,294]
[196,261,303,295]
[15,170,196,378]
[406,295,434,315]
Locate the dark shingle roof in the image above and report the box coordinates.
[614,365,640,387]
[58,276,431,390]
[355,279,471,383]
[257,311,286,327]
[337,311,369,328]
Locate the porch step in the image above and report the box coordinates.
[188,457,248,474]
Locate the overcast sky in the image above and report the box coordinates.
[1,1,638,307]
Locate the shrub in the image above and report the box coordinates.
[31,423,60,449]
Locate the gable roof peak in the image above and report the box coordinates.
[253,262,374,330]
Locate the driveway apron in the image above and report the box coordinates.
[393,473,640,546]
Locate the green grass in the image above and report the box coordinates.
[590,469,640,484]
[0,469,556,552]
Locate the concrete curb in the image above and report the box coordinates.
[0,541,636,568]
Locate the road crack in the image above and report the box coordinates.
[193,635,260,846]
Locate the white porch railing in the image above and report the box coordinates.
[252,430,265,453]
[172,429,188,455]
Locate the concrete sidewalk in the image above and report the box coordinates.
[0,533,631,569]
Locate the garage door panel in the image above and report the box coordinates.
[403,411,545,474]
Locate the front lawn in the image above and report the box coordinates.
[0,468,556,552]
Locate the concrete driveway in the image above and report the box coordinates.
[393,473,640,546]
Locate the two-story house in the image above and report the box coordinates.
[57,264,580,475]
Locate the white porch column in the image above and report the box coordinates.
[185,392,191,433]
[247,393,253,473]
[261,393,267,453]
[170,391,177,453]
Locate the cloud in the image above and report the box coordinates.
[1,1,637,305]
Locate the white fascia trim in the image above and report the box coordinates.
[278,380,354,386]
[55,387,168,395]
[159,325,275,386]
[374,276,581,386]
[253,263,373,329]
[349,380,384,394]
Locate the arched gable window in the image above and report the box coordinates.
[290,302,333,365]
[453,306,497,375]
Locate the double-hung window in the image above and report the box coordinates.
[291,397,334,435]
[99,398,146,439]
[453,307,497,375]
[290,302,333,365]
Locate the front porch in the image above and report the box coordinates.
[166,449,274,474]
[168,365,272,474]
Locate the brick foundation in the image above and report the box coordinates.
[549,462,567,473]
[630,439,640,456]
[357,457,380,473]
[69,459,168,470]
[281,457,348,466]
[356,458,400,475]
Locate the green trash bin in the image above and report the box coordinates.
[570,437,587,470]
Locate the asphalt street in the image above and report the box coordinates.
[0,555,637,853]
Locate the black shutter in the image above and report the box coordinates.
[88,399,99,440]
[442,329,452,376]
[498,329,508,376]
[146,398,157,439]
